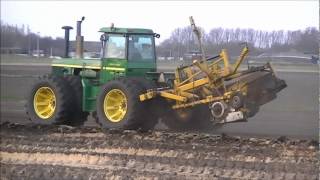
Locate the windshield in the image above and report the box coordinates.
[103,34,126,59]
[128,35,155,61]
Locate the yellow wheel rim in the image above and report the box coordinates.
[103,89,127,122]
[33,87,56,119]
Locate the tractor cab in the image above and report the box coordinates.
[99,26,160,78]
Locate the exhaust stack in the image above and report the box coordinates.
[76,16,85,59]
[61,26,73,58]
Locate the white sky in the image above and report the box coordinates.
[1,1,319,43]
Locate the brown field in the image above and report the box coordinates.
[0,123,319,179]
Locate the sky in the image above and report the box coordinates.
[1,1,319,44]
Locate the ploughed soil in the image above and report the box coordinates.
[0,122,318,180]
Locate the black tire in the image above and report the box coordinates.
[25,75,73,125]
[161,103,213,131]
[94,78,144,129]
[64,75,89,126]
[129,77,159,131]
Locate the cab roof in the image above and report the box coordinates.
[99,27,154,34]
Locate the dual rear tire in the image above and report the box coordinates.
[25,75,88,126]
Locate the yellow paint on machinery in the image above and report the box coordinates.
[139,16,286,121]
[139,45,250,110]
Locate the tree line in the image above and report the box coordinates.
[157,26,319,58]
[1,21,318,58]
[0,21,65,55]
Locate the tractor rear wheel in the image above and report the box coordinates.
[94,78,144,129]
[64,75,89,126]
[25,75,73,125]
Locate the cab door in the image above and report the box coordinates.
[127,34,156,77]
[100,34,127,83]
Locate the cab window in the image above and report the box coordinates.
[128,35,155,61]
[104,35,126,59]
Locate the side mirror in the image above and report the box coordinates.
[154,33,160,38]
[100,33,108,42]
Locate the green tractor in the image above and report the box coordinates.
[25,17,286,131]
[26,18,166,130]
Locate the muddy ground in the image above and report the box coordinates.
[0,122,318,180]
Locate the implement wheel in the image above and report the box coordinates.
[94,78,144,129]
[25,75,73,125]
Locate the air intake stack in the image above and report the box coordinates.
[76,16,85,59]
[61,26,73,58]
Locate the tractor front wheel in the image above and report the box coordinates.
[128,77,159,131]
[94,79,144,129]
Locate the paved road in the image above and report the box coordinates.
[1,63,318,139]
